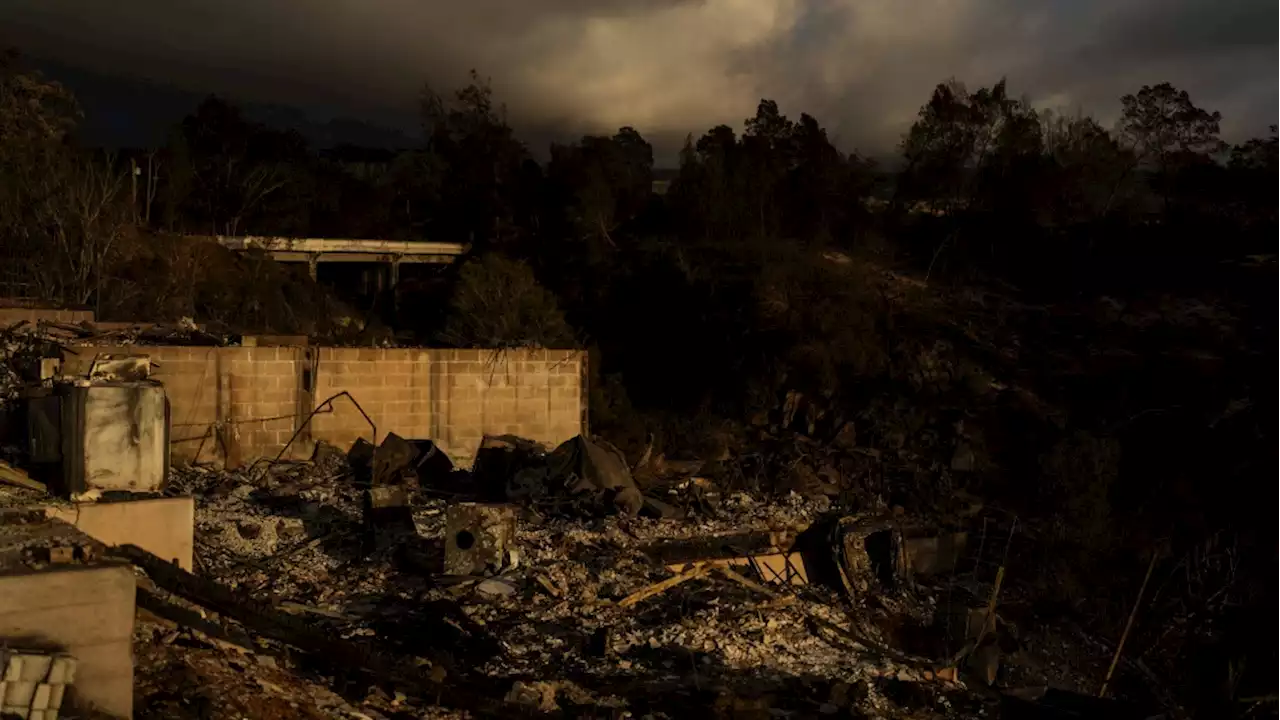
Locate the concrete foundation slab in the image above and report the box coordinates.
[45,497,194,570]
[0,517,136,719]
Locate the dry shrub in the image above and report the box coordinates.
[437,253,576,348]
[103,234,349,334]
[1041,430,1121,546]
[749,248,890,408]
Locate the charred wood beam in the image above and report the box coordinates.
[112,544,515,717]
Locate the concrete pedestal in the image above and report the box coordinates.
[0,518,136,720]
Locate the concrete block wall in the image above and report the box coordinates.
[429,349,586,465]
[61,346,310,466]
[311,348,432,454]
[0,307,94,326]
[60,345,586,467]
[314,348,585,466]
[224,347,308,466]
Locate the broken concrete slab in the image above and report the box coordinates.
[408,438,453,485]
[363,485,417,546]
[475,578,517,598]
[371,432,418,486]
[473,435,548,500]
[444,503,518,576]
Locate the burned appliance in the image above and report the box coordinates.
[25,380,170,496]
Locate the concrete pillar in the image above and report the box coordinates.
[307,253,319,281]
[0,565,136,717]
[390,257,401,312]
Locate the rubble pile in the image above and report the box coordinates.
[120,433,1160,720]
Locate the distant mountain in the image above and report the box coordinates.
[27,56,419,150]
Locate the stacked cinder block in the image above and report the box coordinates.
[225,347,306,464]
[309,347,587,465]
[418,349,585,466]
[0,307,95,326]
[0,651,77,719]
[312,348,432,453]
[58,344,588,468]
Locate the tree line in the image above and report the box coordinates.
[2,53,1274,314]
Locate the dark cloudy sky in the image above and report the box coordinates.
[2,0,1276,159]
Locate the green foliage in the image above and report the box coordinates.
[1039,112,1132,223]
[548,127,654,245]
[1119,83,1228,166]
[898,78,1045,214]
[668,101,872,245]
[437,253,576,349]
[420,71,532,246]
[176,96,313,236]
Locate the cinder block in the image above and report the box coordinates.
[16,656,52,683]
[379,361,406,375]
[444,503,518,576]
[359,374,388,388]
[381,401,410,415]
[245,375,276,392]
[485,386,516,401]
[258,388,294,404]
[4,680,36,707]
[46,657,75,685]
[31,682,52,710]
[265,360,295,376]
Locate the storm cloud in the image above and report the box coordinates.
[2,0,1275,159]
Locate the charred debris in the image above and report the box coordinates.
[143,428,1172,720]
[0,321,1177,720]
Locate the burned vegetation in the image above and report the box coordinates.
[0,53,1275,720]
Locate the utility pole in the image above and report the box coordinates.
[143,153,157,226]
[130,158,140,222]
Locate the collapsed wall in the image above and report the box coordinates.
[58,346,587,468]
